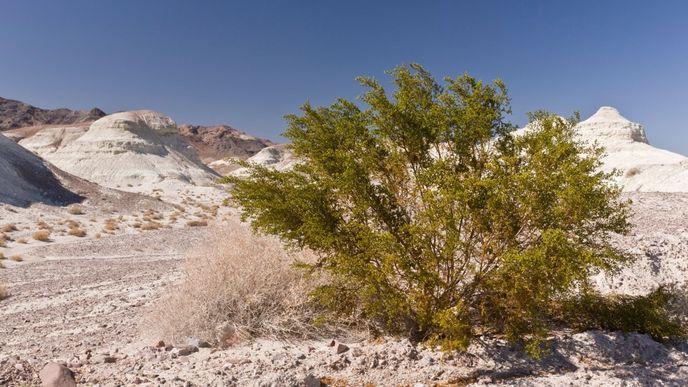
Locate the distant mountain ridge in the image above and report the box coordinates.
[0,96,106,129]
[178,124,274,163]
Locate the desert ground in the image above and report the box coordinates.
[1,192,687,386]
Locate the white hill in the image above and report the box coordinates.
[0,133,83,207]
[229,144,298,177]
[21,110,220,194]
[574,106,688,192]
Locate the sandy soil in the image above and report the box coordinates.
[0,192,687,386]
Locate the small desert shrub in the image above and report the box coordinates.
[0,283,7,300]
[625,167,641,178]
[148,221,335,344]
[0,236,5,248]
[32,230,51,242]
[10,255,22,262]
[36,221,51,231]
[94,233,102,239]
[104,219,119,231]
[68,227,87,237]
[141,221,162,230]
[67,204,85,215]
[555,288,686,342]
[1,224,17,233]
[186,220,207,227]
[0,252,5,259]
[16,238,27,244]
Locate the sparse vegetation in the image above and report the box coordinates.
[141,221,163,230]
[149,222,332,344]
[10,255,23,262]
[67,204,85,215]
[16,238,28,244]
[103,218,119,232]
[223,64,680,356]
[186,220,207,227]
[32,230,51,242]
[68,227,87,237]
[1,224,17,233]
[0,283,7,300]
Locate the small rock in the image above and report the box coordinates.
[304,374,323,387]
[94,355,117,364]
[39,362,77,387]
[336,343,350,354]
[156,340,165,348]
[328,340,336,347]
[174,345,199,356]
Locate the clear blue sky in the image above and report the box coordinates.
[1,1,687,153]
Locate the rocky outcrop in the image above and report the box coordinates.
[26,111,220,193]
[0,97,105,130]
[0,133,83,207]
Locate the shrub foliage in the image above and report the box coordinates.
[224,64,663,353]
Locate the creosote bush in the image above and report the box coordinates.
[226,64,685,355]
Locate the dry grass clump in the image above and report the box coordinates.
[0,283,7,300]
[1,224,17,233]
[16,238,28,244]
[67,204,85,215]
[36,220,51,230]
[68,227,87,237]
[141,221,163,230]
[186,220,208,227]
[147,221,333,345]
[0,252,5,260]
[0,235,6,248]
[103,218,119,232]
[10,255,22,262]
[32,230,51,242]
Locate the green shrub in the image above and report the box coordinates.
[555,287,686,342]
[225,64,635,355]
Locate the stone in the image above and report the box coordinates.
[304,374,323,387]
[39,362,77,387]
[336,343,350,354]
[174,345,198,356]
[185,336,211,348]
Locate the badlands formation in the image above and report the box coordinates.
[20,110,221,198]
[0,106,687,385]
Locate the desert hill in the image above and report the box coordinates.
[20,110,220,195]
[0,133,83,207]
[574,106,688,191]
[0,97,105,130]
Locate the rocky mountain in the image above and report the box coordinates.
[227,144,298,177]
[0,133,83,207]
[0,97,105,130]
[178,124,273,164]
[20,110,220,195]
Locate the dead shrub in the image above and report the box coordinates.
[0,283,7,300]
[104,219,119,231]
[68,227,87,237]
[147,221,340,345]
[67,204,85,215]
[10,255,22,262]
[141,221,163,230]
[16,238,27,244]
[625,167,641,178]
[186,220,208,227]
[1,224,17,233]
[32,230,51,242]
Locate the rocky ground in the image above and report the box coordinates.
[0,192,687,386]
